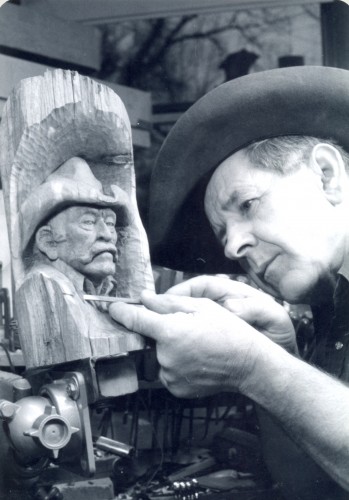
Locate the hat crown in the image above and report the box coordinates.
[47,157,104,193]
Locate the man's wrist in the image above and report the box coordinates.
[236,334,295,399]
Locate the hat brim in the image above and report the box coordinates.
[148,66,349,274]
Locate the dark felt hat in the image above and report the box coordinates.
[148,66,349,274]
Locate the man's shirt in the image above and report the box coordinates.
[258,258,349,500]
[312,254,349,380]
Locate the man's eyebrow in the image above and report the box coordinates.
[221,191,238,211]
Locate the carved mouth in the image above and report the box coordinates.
[93,248,117,262]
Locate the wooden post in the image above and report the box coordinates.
[0,70,154,389]
[321,1,349,69]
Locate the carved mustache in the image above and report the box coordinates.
[93,246,118,262]
[79,245,118,264]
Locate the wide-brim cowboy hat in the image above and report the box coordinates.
[148,66,349,274]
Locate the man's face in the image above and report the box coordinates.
[49,205,118,283]
[204,150,343,304]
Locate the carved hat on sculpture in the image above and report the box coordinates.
[19,156,132,257]
[0,69,153,295]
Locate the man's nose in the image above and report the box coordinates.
[224,223,256,260]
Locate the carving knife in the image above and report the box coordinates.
[83,294,141,304]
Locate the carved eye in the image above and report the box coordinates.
[105,214,117,228]
[81,216,96,226]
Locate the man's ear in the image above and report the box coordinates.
[310,143,347,205]
[35,226,58,261]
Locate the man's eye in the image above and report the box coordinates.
[240,199,257,213]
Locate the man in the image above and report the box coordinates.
[109,67,349,498]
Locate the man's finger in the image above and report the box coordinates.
[109,301,165,341]
[141,288,221,314]
[166,276,209,297]
[166,275,234,301]
[166,275,263,303]
[224,297,283,329]
[224,298,261,323]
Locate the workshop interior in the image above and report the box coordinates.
[0,1,347,499]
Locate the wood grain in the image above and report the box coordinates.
[0,54,151,148]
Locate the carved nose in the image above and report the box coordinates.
[97,220,114,241]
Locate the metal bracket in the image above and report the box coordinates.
[40,371,96,476]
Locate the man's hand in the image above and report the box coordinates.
[167,276,297,353]
[109,290,267,398]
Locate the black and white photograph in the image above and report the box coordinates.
[0,1,348,499]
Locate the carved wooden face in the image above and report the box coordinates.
[48,205,118,283]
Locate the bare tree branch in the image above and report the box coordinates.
[302,5,321,20]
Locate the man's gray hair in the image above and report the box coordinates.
[244,136,349,175]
